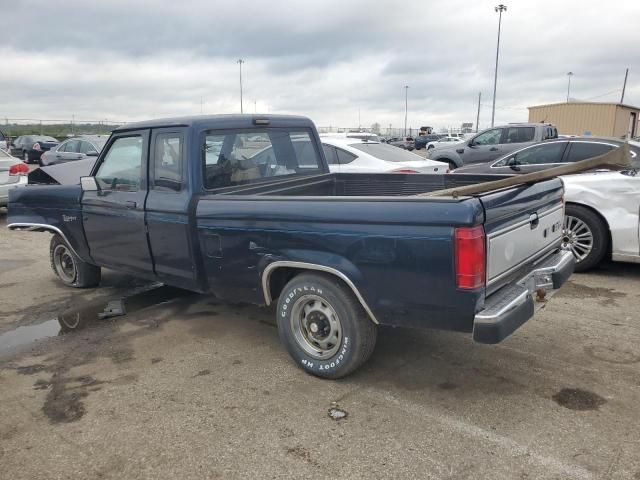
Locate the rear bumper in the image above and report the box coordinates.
[472,249,574,344]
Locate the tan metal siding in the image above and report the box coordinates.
[613,106,640,137]
[528,104,617,136]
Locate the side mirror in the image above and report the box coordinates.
[86,150,99,157]
[80,176,98,192]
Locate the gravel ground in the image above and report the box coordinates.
[1,207,639,479]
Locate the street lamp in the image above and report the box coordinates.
[404,85,409,136]
[237,59,245,114]
[566,72,574,103]
[491,4,507,128]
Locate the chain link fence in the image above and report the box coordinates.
[0,118,125,142]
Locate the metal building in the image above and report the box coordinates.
[527,102,639,138]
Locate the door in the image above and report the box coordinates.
[145,128,198,289]
[490,142,569,174]
[462,128,503,165]
[58,139,83,163]
[82,130,154,275]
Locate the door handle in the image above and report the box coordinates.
[456,148,464,154]
[489,147,499,151]
[125,201,137,209]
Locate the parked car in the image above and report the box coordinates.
[562,169,640,271]
[319,137,447,173]
[0,129,8,151]
[7,114,573,378]
[387,136,415,150]
[426,123,558,170]
[414,134,442,150]
[0,149,29,206]
[40,135,109,166]
[425,136,463,150]
[452,138,639,175]
[10,135,59,163]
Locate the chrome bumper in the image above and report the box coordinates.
[473,249,574,344]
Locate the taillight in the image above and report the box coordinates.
[9,163,29,176]
[454,226,486,289]
[391,168,419,174]
[33,142,41,151]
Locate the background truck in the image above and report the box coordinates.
[427,122,558,170]
[7,114,573,378]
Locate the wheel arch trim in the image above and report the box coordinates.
[261,261,379,325]
[7,222,81,258]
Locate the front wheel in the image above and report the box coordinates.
[276,273,377,379]
[562,204,608,272]
[50,234,101,287]
[427,144,435,150]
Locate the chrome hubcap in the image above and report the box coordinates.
[53,244,76,283]
[290,295,342,360]
[562,215,593,263]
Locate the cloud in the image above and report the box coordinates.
[1,0,638,132]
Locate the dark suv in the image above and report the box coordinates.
[426,123,557,169]
[414,134,442,150]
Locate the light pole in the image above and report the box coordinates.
[491,4,507,128]
[404,85,409,136]
[566,71,573,102]
[237,59,245,114]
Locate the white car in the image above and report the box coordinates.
[320,137,448,174]
[426,136,463,150]
[562,169,640,270]
[0,149,29,206]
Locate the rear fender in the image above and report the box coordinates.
[432,153,462,168]
[7,184,94,264]
[260,250,379,325]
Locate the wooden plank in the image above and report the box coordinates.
[419,143,634,198]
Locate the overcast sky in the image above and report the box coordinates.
[1,0,638,131]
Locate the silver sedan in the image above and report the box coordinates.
[0,149,28,206]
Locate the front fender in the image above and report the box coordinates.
[7,185,93,264]
[432,152,462,168]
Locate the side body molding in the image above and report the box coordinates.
[261,261,379,325]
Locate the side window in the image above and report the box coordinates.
[565,143,614,163]
[153,133,183,192]
[336,148,357,164]
[504,127,535,144]
[473,129,502,145]
[202,129,322,189]
[64,140,80,153]
[79,141,97,154]
[95,136,143,192]
[322,144,338,165]
[511,142,567,165]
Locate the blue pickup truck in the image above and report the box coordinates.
[7,115,574,378]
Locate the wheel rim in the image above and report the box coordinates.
[53,244,77,283]
[562,215,594,263]
[290,294,342,360]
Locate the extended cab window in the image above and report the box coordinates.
[473,129,501,145]
[95,136,143,192]
[504,127,535,143]
[153,133,183,192]
[203,129,322,189]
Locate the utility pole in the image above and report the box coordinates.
[237,59,245,114]
[491,4,507,127]
[404,85,409,136]
[71,114,75,136]
[254,100,257,113]
[476,92,481,132]
[200,97,203,114]
[620,68,629,103]
[566,72,573,102]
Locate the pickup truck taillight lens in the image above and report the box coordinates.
[33,143,41,151]
[454,226,486,289]
[9,163,29,176]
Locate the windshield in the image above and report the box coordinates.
[34,136,58,143]
[349,143,423,162]
[92,138,108,151]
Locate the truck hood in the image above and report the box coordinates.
[28,158,95,185]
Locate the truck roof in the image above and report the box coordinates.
[113,114,315,133]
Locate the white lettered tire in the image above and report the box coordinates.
[276,272,377,379]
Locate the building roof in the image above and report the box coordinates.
[528,101,640,111]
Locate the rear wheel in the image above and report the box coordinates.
[562,204,608,272]
[50,234,101,288]
[276,272,377,379]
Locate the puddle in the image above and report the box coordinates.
[0,284,191,356]
[0,320,60,352]
[552,388,607,411]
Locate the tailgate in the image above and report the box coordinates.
[479,178,565,295]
